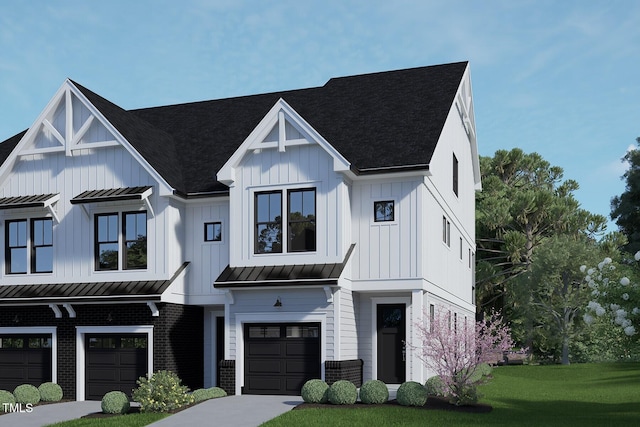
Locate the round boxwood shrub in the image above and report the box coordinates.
[101,391,130,414]
[359,379,388,404]
[328,380,357,405]
[38,382,63,402]
[301,379,329,404]
[0,390,15,413]
[13,384,40,405]
[425,375,447,397]
[191,387,227,402]
[206,387,227,399]
[397,381,427,407]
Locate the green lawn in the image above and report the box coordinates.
[46,412,168,427]
[262,363,640,427]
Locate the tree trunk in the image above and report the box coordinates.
[561,334,570,365]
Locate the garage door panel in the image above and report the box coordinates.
[245,376,284,391]
[247,342,281,356]
[244,323,320,395]
[85,334,147,400]
[0,335,52,390]
[247,359,282,374]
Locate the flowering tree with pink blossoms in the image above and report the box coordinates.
[581,251,640,339]
[416,308,514,405]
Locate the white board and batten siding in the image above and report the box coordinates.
[184,199,230,303]
[229,144,348,267]
[350,178,422,283]
[0,145,174,284]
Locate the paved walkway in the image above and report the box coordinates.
[0,401,101,427]
[1,386,397,427]
[149,395,303,427]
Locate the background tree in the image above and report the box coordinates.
[611,137,640,255]
[476,148,606,315]
[519,235,601,364]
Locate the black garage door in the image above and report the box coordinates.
[244,323,320,395]
[85,334,148,400]
[0,335,52,391]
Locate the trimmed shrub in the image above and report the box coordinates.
[132,370,194,413]
[191,387,227,402]
[206,387,227,399]
[0,390,15,413]
[397,381,427,407]
[328,380,357,405]
[478,362,493,377]
[13,384,40,405]
[359,380,388,404]
[101,391,130,415]
[38,382,63,402]
[301,379,329,404]
[425,375,447,397]
[454,384,479,406]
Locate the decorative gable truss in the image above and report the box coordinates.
[18,80,120,158]
[217,98,351,186]
[454,68,482,191]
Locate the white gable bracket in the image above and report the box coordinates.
[63,303,76,318]
[49,304,62,319]
[146,301,160,317]
[224,289,235,305]
[44,195,61,224]
[323,286,334,303]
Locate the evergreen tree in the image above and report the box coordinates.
[611,137,640,254]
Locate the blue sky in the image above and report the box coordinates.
[1,0,638,232]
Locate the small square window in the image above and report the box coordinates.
[205,222,222,242]
[374,201,394,222]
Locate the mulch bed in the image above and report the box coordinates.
[293,396,492,414]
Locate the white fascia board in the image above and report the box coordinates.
[217,98,351,186]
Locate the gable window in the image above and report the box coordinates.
[453,153,459,197]
[5,218,53,274]
[442,216,450,246]
[95,211,147,271]
[255,191,282,253]
[204,222,222,242]
[255,188,316,254]
[288,189,316,251]
[374,201,394,222]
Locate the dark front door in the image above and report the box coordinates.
[377,304,406,383]
[85,334,148,400]
[0,335,52,391]
[244,323,320,395]
[216,316,225,387]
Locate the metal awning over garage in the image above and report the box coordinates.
[214,244,354,288]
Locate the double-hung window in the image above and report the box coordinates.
[5,218,53,274]
[255,188,316,254]
[95,211,147,271]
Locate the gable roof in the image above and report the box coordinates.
[0,62,469,196]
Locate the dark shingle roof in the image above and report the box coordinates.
[1,62,468,195]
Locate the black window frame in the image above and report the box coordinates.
[287,188,316,252]
[123,211,147,270]
[255,191,283,254]
[31,217,53,273]
[94,211,147,271]
[374,200,395,222]
[453,153,459,197]
[5,218,53,275]
[5,219,27,274]
[442,216,451,246]
[204,222,222,242]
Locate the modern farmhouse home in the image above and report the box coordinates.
[0,61,480,400]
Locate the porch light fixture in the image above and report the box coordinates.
[273,297,282,307]
[12,314,20,323]
[106,312,113,322]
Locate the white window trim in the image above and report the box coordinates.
[75,325,154,401]
[234,312,326,396]
[0,326,57,384]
